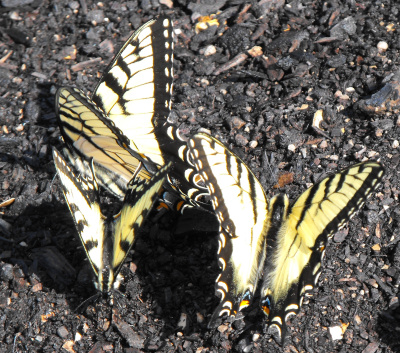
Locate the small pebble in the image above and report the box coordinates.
[247,46,263,57]
[31,283,42,293]
[57,326,69,339]
[75,332,82,342]
[217,324,229,333]
[196,312,204,323]
[319,140,328,149]
[329,326,344,340]
[235,134,248,146]
[204,45,216,56]
[9,11,22,20]
[354,314,362,325]
[312,110,324,129]
[86,9,104,25]
[249,140,258,148]
[177,313,188,330]
[61,341,75,353]
[227,116,245,130]
[377,41,388,53]
[68,1,80,10]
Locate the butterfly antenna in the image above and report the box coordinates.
[50,172,58,192]
[75,292,101,312]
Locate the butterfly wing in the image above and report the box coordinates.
[261,161,385,342]
[188,133,271,326]
[52,148,105,282]
[92,16,173,167]
[92,16,208,212]
[56,86,156,198]
[110,162,171,284]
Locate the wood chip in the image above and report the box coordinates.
[71,57,102,72]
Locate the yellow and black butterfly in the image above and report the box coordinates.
[53,148,170,293]
[187,132,384,342]
[56,16,208,213]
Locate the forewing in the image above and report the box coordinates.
[56,86,153,198]
[92,16,173,166]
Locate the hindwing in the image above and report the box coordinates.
[188,133,271,325]
[111,161,172,281]
[56,86,155,198]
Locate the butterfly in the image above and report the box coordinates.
[56,16,208,213]
[187,132,384,342]
[53,148,170,293]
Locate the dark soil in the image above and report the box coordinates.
[0,0,400,352]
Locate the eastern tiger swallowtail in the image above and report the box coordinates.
[56,16,208,213]
[187,133,384,342]
[53,148,170,293]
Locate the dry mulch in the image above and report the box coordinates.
[0,0,399,352]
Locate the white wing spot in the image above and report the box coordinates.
[285,311,297,322]
[304,284,313,291]
[271,316,283,325]
[216,288,226,300]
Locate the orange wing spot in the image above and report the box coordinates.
[261,305,270,316]
[157,202,169,211]
[176,200,185,212]
[239,300,250,310]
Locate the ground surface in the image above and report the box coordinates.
[0,0,399,352]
